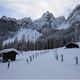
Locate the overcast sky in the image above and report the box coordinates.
[0,0,80,20]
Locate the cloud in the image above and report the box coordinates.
[0,0,80,19]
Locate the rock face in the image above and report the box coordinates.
[17,17,33,28]
[58,5,80,29]
[33,11,65,31]
[56,16,65,24]
[67,5,80,24]
[0,16,18,40]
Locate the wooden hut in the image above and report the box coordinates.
[65,42,79,48]
[0,48,19,62]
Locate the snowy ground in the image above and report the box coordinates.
[0,48,80,79]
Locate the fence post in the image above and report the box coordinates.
[75,56,78,65]
[30,56,32,62]
[33,54,34,59]
[8,59,11,68]
[26,59,29,64]
[61,54,63,62]
[55,54,58,60]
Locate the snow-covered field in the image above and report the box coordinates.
[0,48,80,79]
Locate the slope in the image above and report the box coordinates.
[3,28,42,45]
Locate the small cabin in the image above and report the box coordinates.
[65,42,79,48]
[0,48,19,62]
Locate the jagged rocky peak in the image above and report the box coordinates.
[1,16,17,22]
[17,17,33,28]
[33,11,60,30]
[18,17,32,24]
[56,16,66,24]
[42,11,54,20]
[56,16,65,22]
[21,17,32,22]
[73,4,80,12]
[1,16,7,20]
[67,4,80,23]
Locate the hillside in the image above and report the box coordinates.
[3,28,42,45]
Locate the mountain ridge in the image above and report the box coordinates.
[0,4,80,50]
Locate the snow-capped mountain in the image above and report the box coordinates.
[1,16,17,22]
[3,28,42,45]
[67,5,80,24]
[56,16,65,25]
[0,16,18,41]
[0,11,66,45]
[63,4,80,29]
[17,17,33,28]
[33,11,65,30]
[1,4,80,48]
[57,5,80,29]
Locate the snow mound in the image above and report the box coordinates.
[3,28,42,45]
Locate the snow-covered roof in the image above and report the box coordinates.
[65,42,78,45]
[0,48,19,54]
